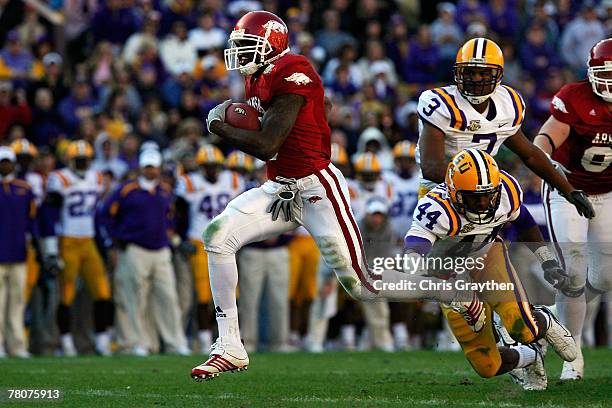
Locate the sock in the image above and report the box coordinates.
[340,325,356,349]
[556,292,586,348]
[208,253,241,344]
[60,333,76,352]
[95,331,111,354]
[392,323,409,348]
[511,344,537,368]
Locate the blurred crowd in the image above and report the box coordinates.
[0,0,611,356]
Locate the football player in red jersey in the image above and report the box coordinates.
[534,38,612,381]
[190,11,493,381]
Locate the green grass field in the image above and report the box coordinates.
[0,349,610,407]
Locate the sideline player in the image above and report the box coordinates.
[405,149,577,390]
[384,141,420,239]
[40,140,113,356]
[191,11,486,380]
[175,145,243,352]
[417,38,594,219]
[534,38,612,380]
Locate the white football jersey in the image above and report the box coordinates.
[25,172,44,207]
[47,168,104,238]
[348,177,393,221]
[383,170,420,238]
[416,84,525,189]
[176,170,244,241]
[406,170,523,250]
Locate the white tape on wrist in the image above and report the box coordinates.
[534,246,556,264]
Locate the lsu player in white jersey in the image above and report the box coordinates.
[405,149,577,390]
[416,38,594,220]
[10,139,44,302]
[40,140,113,356]
[175,145,243,352]
[349,152,393,220]
[384,141,420,239]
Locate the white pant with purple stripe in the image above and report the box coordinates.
[204,164,381,301]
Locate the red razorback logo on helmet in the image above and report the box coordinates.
[308,196,323,204]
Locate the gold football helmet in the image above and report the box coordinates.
[446,148,501,224]
[454,38,504,104]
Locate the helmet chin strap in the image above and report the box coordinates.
[463,93,493,105]
[238,47,291,76]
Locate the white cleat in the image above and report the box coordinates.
[560,347,584,381]
[191,338,249,382]
[534,305,577,362]
[523,342,547,391]
[446,292,486,332]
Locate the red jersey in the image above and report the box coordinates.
[550,80,612,195]
[245,53,331,179]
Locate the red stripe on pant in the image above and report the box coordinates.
[324,167,381,282]
[314,169,378,294]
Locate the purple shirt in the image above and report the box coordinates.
[99,180,173,250]
[0,179,36,262]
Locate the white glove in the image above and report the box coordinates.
[206,99,232,133]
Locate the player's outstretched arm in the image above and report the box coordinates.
[419,122,447,183]
[504,128,595,218]
[209,94,305,161]
[533,115,571,155]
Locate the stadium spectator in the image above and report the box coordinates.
[160,21,197,78]
[16,6,46,49]
[27,52,68,106]
[57,78,95,135]
[122,11,160,65]
[399,24,440,84]
[30,87,63,148]
[90,0,139,46]
[455,0,489,31]
[0,147,35,358]
[485,0,519,40]
[92,132,128,180]
[0,30,33,80]
[357,40,398,87]
[101,148,189,356]
[431,2,464,80]
[519,23,561,88]
[188,12,226,54]
[315,9,355,58]
[560,3,606,77]
[0,82,31,141]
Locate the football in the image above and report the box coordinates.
[225,102,261,131]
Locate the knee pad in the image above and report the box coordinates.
[465,348,501,378]
[202,214,235,255]
[315,236,352,270]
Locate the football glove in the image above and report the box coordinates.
[267,177,303,223]
[206,99,232,133]
[541,259,569,290]
[560,190,595,219]
[178,240,197,256]
[42,254,63,275]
